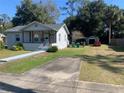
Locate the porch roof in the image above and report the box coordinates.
[5,21,64,33]
[5,26,25,32]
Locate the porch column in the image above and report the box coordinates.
[48,31,51,44]
[31,31,33,43]
[22,31,24,42]
[42,31,44,43]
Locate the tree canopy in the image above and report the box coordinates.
[0,14,12,32]
[64,0,124,43]
[12,0,59,26]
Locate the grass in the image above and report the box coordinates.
[0,45,124,85]
[79,46,124,85]
[80,62,124,85]
[0,49,30,59]
[0,47,89,73]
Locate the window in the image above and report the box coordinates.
[59,34,61,41]
[15,34,20,41]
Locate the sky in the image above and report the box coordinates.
[0,0,124,23]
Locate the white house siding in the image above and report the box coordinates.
[6,32,22,48]
[56,26,69,49]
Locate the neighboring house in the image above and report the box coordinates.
[5,21,70,50]
[72,31,84,42]
[0,33,6,42]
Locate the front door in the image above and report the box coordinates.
[43,33,49,46]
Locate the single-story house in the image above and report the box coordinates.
[0,33,6,42]
[72,31,84,42]
[5,21,70,50]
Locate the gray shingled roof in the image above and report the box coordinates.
[5,26,25,32]
[5,21,66,33]
[45,24,64,31]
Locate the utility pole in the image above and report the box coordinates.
[107,7,112,45]
[108,22,112,45]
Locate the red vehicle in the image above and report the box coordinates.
[94,40,101,46]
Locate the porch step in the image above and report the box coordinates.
[38,46,49,50]
[23,43,49,51]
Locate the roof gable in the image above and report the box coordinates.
[22,21,52,31]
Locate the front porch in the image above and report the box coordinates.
[22,31,56,50]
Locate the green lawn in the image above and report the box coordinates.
[79,46,124,85]
[0,46,124,85]
[0,47,89,73]
[0,49,30,59]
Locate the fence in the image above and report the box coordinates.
[111,39,124,46]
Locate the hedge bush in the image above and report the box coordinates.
[0,41,4,50]
[15,42,24,48]
[47,46,58,52]
[12,42,24,51]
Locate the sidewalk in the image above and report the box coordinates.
[0,50,45,62]
[76,81,124,93]
[0,75,124,93]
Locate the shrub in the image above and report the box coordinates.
[0,41,4,50]
[15,42,24,48]
[12,42,24,51]
[47,46,58,52]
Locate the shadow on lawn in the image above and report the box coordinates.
[0,82,36,93]
[75,55,124,74]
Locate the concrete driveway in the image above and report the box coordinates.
[0,57,124,93]
[0,57,81,93]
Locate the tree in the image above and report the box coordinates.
[12,0,35,26]
[64,0,124,44]
[12,0,59,26]
[0,14,12,32]
[77,0,106,36]
[38,0,59,23]
[61,0,89,16]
